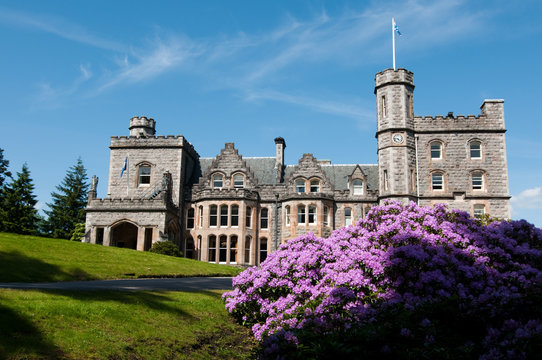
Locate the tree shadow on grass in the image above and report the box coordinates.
[0,250,95,282]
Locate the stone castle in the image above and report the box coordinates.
[84,68,511,265]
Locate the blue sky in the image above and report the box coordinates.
[0,0,541,226]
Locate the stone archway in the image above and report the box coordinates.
[111,221,138,249]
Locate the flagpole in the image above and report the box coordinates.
[392,18,396,71]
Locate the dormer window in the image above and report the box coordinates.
[138,165,151,186]
[233,174,244,188]
[212,174,223,188]
[353,179,363,195]
[310,179,320,193]
[296,179,305,193]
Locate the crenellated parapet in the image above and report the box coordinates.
[188,187,260,202]
[86,197,173,212]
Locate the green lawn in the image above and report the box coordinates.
[0,232,240,282]
[0,289,256,359]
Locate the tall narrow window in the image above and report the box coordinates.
[208,235,216,262]
[430,142,442,159]
[324,206,329,226]
[353,179,363,195]
[344,207,352,226]
[296,179,305,193]
[185,237,194,259]
[308,206,316,224]
[244,236,251,265]
[432,173,444,191]
[233,174,244,188]
[472,172,484,190]
[410,169,416,192]
[219,235,227,262]
[230,236,238,264]
[259,238,268,263]
[197,235,202,261]
[470,141,482,159]
[473,204,486,219]
[231,205,239,227]
[198,206,203,228]
[310,180,320,193]
[260,208,268,229]
[285,206,291,226]
[407,94,412,118]
[209,205,217,227]
[381,96,387,117]
[297,206,306,224]
[138,165,151,185]
[220,205,228,227]
[384,170,389,191]
[246,206,252,228]
[212,174,223,188]
[186,208,195,229]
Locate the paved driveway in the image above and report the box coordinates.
[0,277,233,291]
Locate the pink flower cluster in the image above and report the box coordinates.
[223,202,542,357]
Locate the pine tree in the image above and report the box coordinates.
[0,148,11,189]
[0,163,39,234]
[44,158,89,239]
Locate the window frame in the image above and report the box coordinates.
[260,208,268,229]
[259,237,268,263]
[295,179,306,194]
[308,205,316,224]
[230,205,239,227]
[186,208,195,229]
[233,173,245,188]
[430,141,443,160]
[310,179,320,193]
[209,205,218,227]
[208,235,217,262]
[473,204,486,219]
[297,205,306,224]
[212,173,224,188]
[431,172,444,191]
[344,207,352,226]
[138,164,152,186]
[285,205,291,226]
[220,205,228,227]
[470,141,482,160]
[352,179,364,195]
[471,171,484,191]
[246,206,252,228]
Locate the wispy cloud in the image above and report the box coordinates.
[511,187,542,210]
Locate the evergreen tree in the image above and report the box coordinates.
[0,148,11,189]
[0,163,39,234]
[44,158,89,239]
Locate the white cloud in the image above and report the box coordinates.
[511,187,542,210]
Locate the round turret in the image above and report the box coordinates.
[129,116,156,138]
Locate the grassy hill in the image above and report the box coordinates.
[0,232,240,282]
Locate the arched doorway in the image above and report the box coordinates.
[111,222,138,249]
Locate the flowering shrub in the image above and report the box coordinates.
[223,202,542,359]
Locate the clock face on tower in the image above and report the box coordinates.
[393,133,404,144]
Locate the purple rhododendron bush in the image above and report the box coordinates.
[223,202,542,359]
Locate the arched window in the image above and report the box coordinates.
[473,204,486,219]
[230,235,238,264]
[208,235,217,262]
[197,235,202,261]
[308,205,316,224]
[295,179,305,193]
[470,141,482,159]
[230,205,239,227]
[233,174,244,188]
[220,205,228,227]
[260,238,268,263]
[472,171,484,190]
[186,208,195,229]
[260,208,268,229]
[344,207,352,226]
[285,205,291,226]
[138,165,151,186]
[244,236,252,265]
[209,205,218,227]
[198,206,203,228]
[310,179,320,193]
[430,141,442,160]
[297,205,306,224]
[246,206,252,228]
[219,235,227,262]
[353,179,363,195]
[432,172,444,191]
[212,174,223,188]
[185,237,194,259]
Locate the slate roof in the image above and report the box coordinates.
[199,157,277,185]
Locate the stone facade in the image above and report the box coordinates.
[84,68,511,265]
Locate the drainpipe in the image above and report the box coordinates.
[274,193,279,252]
[415,135,420,205]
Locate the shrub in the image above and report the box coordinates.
[69,223,86,241]
[224,201,542,359]
[149,241,182,257]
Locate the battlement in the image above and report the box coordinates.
[110,135,186,148]
[374,68,414,92]
[129,116,156,137]
[86,197,170,211]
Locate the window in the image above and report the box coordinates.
[473,204,486,219]
[233,174,244,188]
[308,205,316,224]
[231,205,239,227]
[212,174,223,188]
[260,238,268,263]
[197,235,202,261]
[285,206,291,226]
[138,165,151,185]
[470,141,482,159]
[364,206,371,218]
[384,170,389,191]
[186,208,195,229]
[198,206,203,228]
[244,236,251,264]
[185,237,194,259]
[324,206,329,226]
[296,179,305,193]
[353,179,363,195]
[208,235,217,262]
[410,169,416,192]
[472,172,484,190]
[219,235,227,262]
[230,236,238,264]
[246,206,252,228]
[344,207,352,226]
[220,205,228,227]
[430,142,442,159]
[209,205,218,227]
[310,180,320,193]
[407,94,413,118]
[260,208,268,229]
[432,173,444,191]
[381,95,387,117]
[297,206,306,224]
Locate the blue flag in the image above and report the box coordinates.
[120,157,127,177]
[393,19,401,36]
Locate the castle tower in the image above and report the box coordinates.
[129,116,156,138]
[375,68,417,203]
